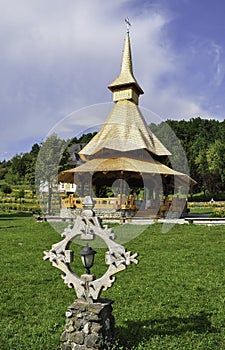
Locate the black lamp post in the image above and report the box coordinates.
[79,244,96,274]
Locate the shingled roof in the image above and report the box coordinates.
[59,157,196,185]
[59,30,196,188]
[79,32,171,160]
[79,100,171,158]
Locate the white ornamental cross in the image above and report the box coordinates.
[44,197,138,301]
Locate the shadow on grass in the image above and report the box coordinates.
[0,212,33,219]
[0,225,22,229]
[115,312,216,349]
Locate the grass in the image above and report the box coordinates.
[1,214,225,349]
[189,207,214,215]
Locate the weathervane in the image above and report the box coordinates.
[125,17,131,33]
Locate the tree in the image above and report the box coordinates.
[150,117,225,195]
[15,189,25,204]
[35,134,66,214]
[30,143,40,156]
[0,161,9,180]
[1,184,12,196]
[150,121,189,174]
[22,153,36,186]
[78,132,97,144]
[207,140,225,190]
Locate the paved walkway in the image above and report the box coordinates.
[131,215,225,225]
[44,214,225,226]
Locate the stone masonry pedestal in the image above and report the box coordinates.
[61,299,114,350]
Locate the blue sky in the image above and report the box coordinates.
[1,0,225,160]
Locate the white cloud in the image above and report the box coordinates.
[208,42,225,87]
[0,0,222,159]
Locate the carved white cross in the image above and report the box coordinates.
[44,196,139,301]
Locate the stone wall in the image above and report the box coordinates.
[60,207,122,220]
[61,299,115,350]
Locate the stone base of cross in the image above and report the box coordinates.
[61,299,114,350]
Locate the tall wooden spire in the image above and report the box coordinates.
[79,32,170,160]
[108,32,143,104]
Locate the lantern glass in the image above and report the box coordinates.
[83,254,94,269]
[79,244,96,274]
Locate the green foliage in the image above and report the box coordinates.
[0,183,12,195]
[68,132,97,146]
[189,191,225,202]
[0,189,40,214]
[1,216,225,349]
[0,160,10,180]
[210,208,225,218]
[207,140,225,183]
[15,189,25,201]
[1,118,225,198]
[35,134,67,214]
[1,144,40,186]
[151,118,225,195]
[36,134,65,184]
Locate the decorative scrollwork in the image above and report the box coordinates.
[43,196,139,301]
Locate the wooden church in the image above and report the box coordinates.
[59,30,195,219]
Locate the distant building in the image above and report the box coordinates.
[58,182,76,193]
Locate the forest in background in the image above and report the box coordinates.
[150,117,225,196]
[0,117,225,199]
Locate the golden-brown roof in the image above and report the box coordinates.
[59,157,196,185]
[79,32,170,159]
[79,100,171,158]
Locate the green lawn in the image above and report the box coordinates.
[1,214,225,349]
[189,206,214,215]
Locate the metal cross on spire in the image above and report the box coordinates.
[125,17,131,33]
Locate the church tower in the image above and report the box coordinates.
[79,31,170,161]
[108,32,144,105]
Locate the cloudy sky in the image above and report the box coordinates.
[1,0,225,160]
